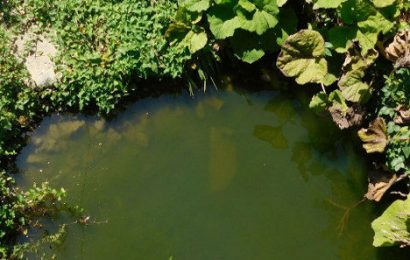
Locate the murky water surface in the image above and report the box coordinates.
[17,87,409,259]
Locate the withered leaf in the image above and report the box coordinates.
[394,105,410,125]
[385,29,410,68]
[358,117,389,153]
[365,170,397,202]
[328,103,364,129]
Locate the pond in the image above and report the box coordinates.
[16,80,410,259]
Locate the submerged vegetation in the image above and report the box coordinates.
[0,0,409,257]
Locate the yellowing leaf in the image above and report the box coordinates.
[372,196,410,247]
[358,117,389,153]
[188,31,208,53]
[276,30,328,85]
[338,70,371,103]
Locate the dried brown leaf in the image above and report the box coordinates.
[365,171,397,202]
[394,105,410,125]
[385,29,410,68]
[328,104,364,129]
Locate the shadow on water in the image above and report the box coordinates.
[15,80,410,259]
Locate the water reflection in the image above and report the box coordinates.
[16,89,410,259]
[253,125,288,149]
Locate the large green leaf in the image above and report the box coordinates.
[338,48,378,102]
[179,0,210,12]
[276,30,328,85]
[235,0,279,35]
[313,0,345,9]
[328,26,357,53]
[338,1,394,54]
[338,70,371,103]
[309,92,329,113]
[356,12,394,54]
[372,196,410,247]
[340,0,376,24]
[230,30,276,63]
[208,4,241,39]
[371,0,396,8]
[185,30,208,53]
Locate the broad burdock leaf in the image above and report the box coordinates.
[338,70,371,103]
[357,12,394,54]
[312,0,345,9]
[235,0,280,35]
[372,196,410,247]
[328,26,357,53]
[338,48,378,102]
[342,48,379,71]
[183,30,208,53]
[230,30,271,63]
[371,0,396,8]
[179,0,210,12]
[358,117,389,153]
[208,4,241,39]
[339,0,375,25]
[276,30,328,85]
[309,92,329,113]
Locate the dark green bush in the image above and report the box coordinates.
[0,27,39,158]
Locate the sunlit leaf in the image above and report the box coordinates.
[309,92,329,113]
[338,70,371,103]
[235,0,279,35]
[186,31,208,53]
[208,5,241,39]
[372,196,410,247]
[313,0,345,9]
[179,0,210,12]
[371,0,396,8]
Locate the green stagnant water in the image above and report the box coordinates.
[16,84,409,259]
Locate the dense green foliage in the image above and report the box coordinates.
[167,0,297,63]
[0,170,67,258]
[378,69,410,173]
[0,27,38,158]
[16,0,189,113]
